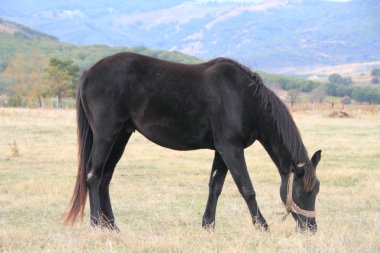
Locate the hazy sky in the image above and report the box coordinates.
[194,0,263,3]
[194,0,351,2]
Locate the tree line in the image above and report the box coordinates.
[1,51,380,107]
[264,69,380,105]
[325,70,380,104]
[3,53,79,107]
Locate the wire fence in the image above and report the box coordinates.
[0,95,379,114]
[0,95,75,109]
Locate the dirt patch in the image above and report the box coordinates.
[0,23,16,34]
[328,110,351,118]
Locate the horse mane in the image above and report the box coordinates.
[258,85,316,191]
[215,58,316,191]
[213,58,264,92]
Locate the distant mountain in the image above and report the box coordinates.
[1,0,379,72]
[0,18,57,40]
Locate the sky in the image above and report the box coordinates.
[194,0,351,2]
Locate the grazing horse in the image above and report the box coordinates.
[64,52,321,232]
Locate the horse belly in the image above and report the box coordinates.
[130,98,213,150]
[135,115,213,150]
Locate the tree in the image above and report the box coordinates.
[325,83,353,97]
[3,52,48,106]
[44,58,80,105]
[351,87,380,104]
[341,96,351,105]
[328,73,352,86]
[371,78,379,85]
[371,68,380,77]
[310,86,326,103]
[286,89,299,107]
[279,78,298,90]
[48,58,80,81]
[302,80,319,92]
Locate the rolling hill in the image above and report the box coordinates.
[0,18,200,93]
[0,18,200,71]
[1,0,379,72]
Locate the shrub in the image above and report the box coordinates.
[328,73,352,86]
[371,68,380,77]
[326,83,353,97]
[8,95,24,107]
[341,96,352,105]
[351,87,380,104]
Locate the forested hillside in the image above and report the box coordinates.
[0,18,201,99]
[0,18,200,71]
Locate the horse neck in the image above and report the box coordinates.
[252,93,309,178]
[259,132,294,178]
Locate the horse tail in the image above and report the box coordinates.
[64,71,92,225]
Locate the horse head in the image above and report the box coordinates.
[280,150,321,233]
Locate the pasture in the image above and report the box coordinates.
[0,107,379,252]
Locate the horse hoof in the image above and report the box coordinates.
[202,219,215,231]
[252,218,270,232]
[101,221,120,232]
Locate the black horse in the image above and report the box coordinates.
[65,52,321,232]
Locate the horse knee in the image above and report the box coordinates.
[215,190,222,197]
[213,186,224,197]
[242,188,256,201]
[86,169,101,186]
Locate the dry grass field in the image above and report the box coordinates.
[0,106,379,252]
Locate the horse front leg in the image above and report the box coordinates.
[202,151,228,230]
[219,148,269,231]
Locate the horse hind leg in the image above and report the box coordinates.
[99,122,133,230]
[202,151,228,230]
[86,121,128,227]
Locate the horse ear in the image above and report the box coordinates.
[311,150,322,168]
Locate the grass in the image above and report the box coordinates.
[0,107,379,252]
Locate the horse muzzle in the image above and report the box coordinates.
[292,212,317,233]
